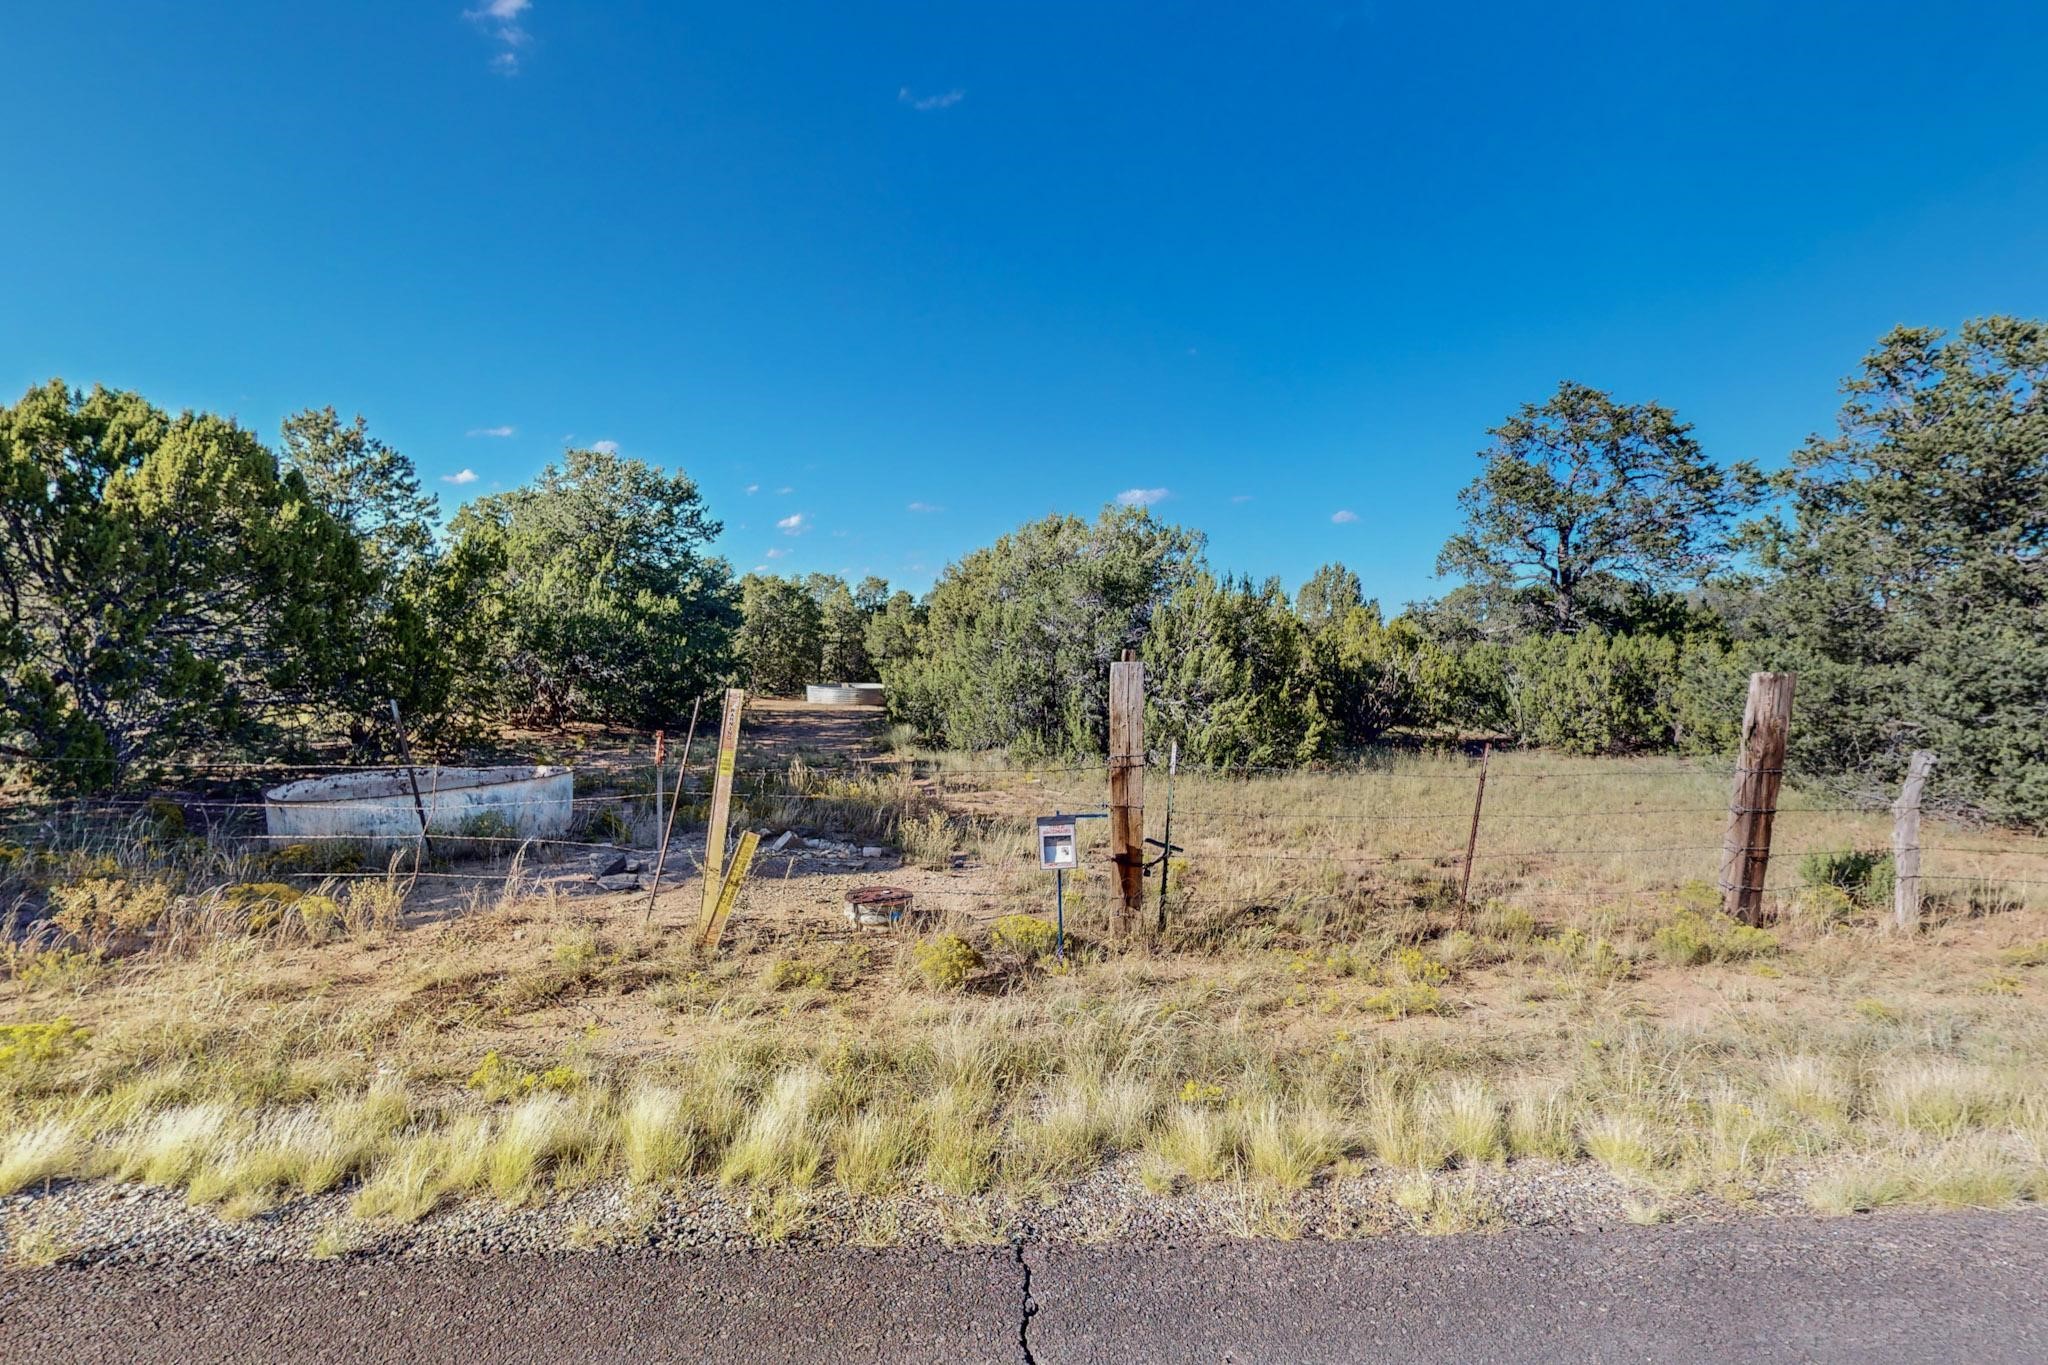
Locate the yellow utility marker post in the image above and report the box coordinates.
[697,829,762,953]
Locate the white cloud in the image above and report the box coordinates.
[765,547,789,559]
[744,483,760,495]
[776,485,794,494]
[443,469,480,485]
[1331,509,1358,524]
[898,86,965,112]
[590,439,619,455]
[1116,487,1170,507]
[466,424,516,438]
[465,0,532,74]
[776,513,808,534]
[1231,494,1254,504]
[907,501,943,513]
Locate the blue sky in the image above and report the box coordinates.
[4,2,2046,605]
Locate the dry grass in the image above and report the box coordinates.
[1,745,2045,1240]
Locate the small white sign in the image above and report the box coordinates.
[1037,816,1077,869]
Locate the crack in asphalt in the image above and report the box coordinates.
[1011,1229,1038,1364]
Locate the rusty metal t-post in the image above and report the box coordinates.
[386,698,433,863]
[1459,741,1491,914]
[644,696,703,927]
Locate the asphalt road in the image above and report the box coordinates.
[3,1211,2043,1363]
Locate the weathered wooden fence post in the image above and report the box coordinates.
[1719,672,1796,926]
[692,688,746,943]
[1108,650,1148,939]
[1892,750,1936,933]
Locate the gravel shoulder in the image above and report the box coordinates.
[4,1211,2044,1364]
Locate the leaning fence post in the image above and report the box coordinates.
[386,698,434,865]
[692,689,747,943]
[1459,740,1491,915]
[1719,672,1796,927]
[645,697,703,927]
[1108,650,1148,939]
[1892,750,1935,933]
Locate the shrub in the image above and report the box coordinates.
[8,947,106,993]
[912,934,983,991]
[988,914,1059,962]
[266,841,365,874]
[468,1050,581,1101]
[1653,908,1777,966]
[50,878,174,946]
[765,959,829,992]
[0,1019,90,1085]
[581,805,634,845]
[457,811,518,842]
[1476,903,1538,944]
[1382,947,1450,987]
[143,797,187,840]
[220,881,306,933]
[1787,885,1857,931]
[1799,848,1893,906]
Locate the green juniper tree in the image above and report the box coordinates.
[736,574,825,695]
[1752,317,2048,821]
[0,381,371,789]
[449,447,735,726]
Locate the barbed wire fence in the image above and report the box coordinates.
[2,676,2045,951]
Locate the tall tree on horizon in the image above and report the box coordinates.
[1437,382,1757,633]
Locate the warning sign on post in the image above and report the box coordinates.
[1036,815,1077,869]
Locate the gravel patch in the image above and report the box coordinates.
[2,1159,1814,1268]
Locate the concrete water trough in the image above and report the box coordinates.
[263,765,574,849]
[804,683,886,707]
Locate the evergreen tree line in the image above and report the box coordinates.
[2,318,2041,823]
[870,319,2047,825]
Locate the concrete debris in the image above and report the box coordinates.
[594,873,644,893]
[768,831,798,852]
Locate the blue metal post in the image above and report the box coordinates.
[1055,868,1066,960]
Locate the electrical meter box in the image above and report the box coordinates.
[1036,815,1077,869]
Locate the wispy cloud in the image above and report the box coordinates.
[466,424,516,439]
[907,501,943,513]
[444,469,480,486]
[776,513,808,535]
[776,485,795,495]
[1116,487,1170,507]
[1231,494,1254,504]
[1331,509,1358,524]
[765,547,789,559]
[744,483,760,495]
[465,0,532,75]
[590,439,619,455]
[898,86,965,112]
